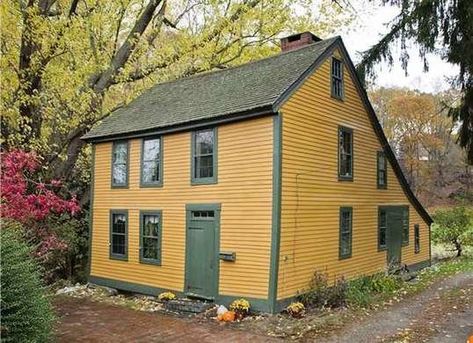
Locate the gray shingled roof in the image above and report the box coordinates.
[82,36,339,140]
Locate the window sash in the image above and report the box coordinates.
[378,209,387,249]
[414,224,420,254]
[338,127,353,179]
[141,138,161,185]
[192,128,217,183]
[377,151,387,188]
[140,212,162,264]
[402,207,409,245]
[110,211,128,259]
[339,207,352,259]
[112,141,128,187]
[331,58,343,98]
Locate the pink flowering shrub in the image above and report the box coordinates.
[1,150,81,280]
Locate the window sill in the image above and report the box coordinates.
[191,178,218,186]
[339,254,352,260]
[140,258,162,266]
[111,184,129,189]
[377,185,388,190]
[140,182,163,188]
[331,94,344,101]
[338,176,353,181]
[110,255,128,261]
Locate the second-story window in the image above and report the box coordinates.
[112,141,128,187]
[338,126,353,180]
[331,57,343,99]
[141,137,162,186]
[192,128,217,184]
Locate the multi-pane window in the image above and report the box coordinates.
[110,211,127,259]
[112,141,128,187]
[339,207,353,259]
[378,208,387,250]
[141,138,162,186]
[402,207,409,245]
[338,126,353,180]
[414,224,420,254]
[192,128,217,184]
[140,212,162,264]
[331,58,343,99]
[377,151,387,189]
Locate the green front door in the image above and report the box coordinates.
[386,208,403,268]
[185,205,220,300]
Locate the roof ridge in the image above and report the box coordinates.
[148,36,340,88]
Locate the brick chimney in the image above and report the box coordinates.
[280,32,322,52]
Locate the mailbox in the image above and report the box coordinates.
[219,251,236,262]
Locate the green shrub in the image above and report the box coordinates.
[432,206,473,257]
[346,273,403,307]
[1,224,55,342]
[299,271,347,308]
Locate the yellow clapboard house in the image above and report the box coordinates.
[82,32,432,313]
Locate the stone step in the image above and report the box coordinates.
[163,298,214,313]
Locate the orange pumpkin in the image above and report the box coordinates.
[222,311,235,322]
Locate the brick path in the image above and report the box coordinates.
[54,297,278,342]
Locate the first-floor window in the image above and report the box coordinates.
[110,211,128,259]
[140,212,162,264]
[402,207,409,245]
[378,208,387,250]
[414,224,420,254]
[339,207,353,259]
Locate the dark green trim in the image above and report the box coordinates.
[377,151,388,189]
[139,210,163,266]
[109,209,129,261]
[88,275,271,313]
[111,140,130,189]
[89,275,185,298]
[339,207,353,259]
[191,127,218,185]
[402,206,409,246]
[329,40,432,226]
[338,125,354,181]
[268,113,282,314]
[184,203,221,300]
[378,207,387,251]
[407,259,431,272]
[83,106,275,143]
[330,57,344,100]
[215,295,270,313]
[87,145,96,278]
[414,224,420,254]
[140,136,163,188]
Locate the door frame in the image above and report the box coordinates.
[379,205,407,268]
[184,203,221,300]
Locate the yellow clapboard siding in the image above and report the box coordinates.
[91,116,273,298]
[278,49,431,299]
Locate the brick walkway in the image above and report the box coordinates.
[54,297,278,342]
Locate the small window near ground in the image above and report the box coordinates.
[377,151,387,189]
[110,211,127,259]
[414,224,420,254]
[339,207,353,259]
[141,137,162,186]
[192,128,217,184]
[331,58,343,99]
[402,207,409,245]
[112,141,129,187]
[338,126,353,180]
[378,208,387,250]
[140,212,162,265]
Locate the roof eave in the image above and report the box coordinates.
[81,104,276,143]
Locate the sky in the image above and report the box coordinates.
[337,1,458,93]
